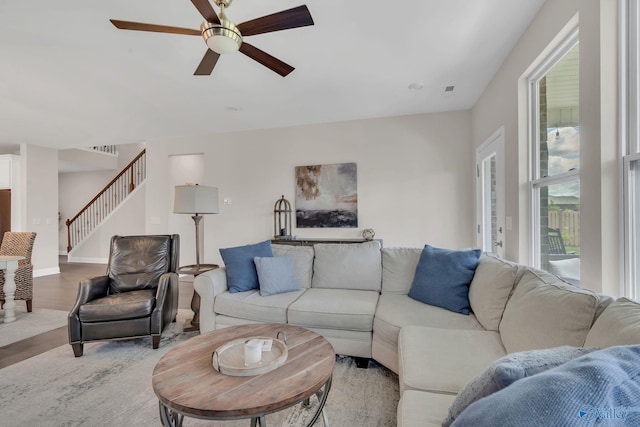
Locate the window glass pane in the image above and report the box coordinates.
[539,180,580,285]
[538,44,580,177]
[629,159,640,298]
[482,154,497,252]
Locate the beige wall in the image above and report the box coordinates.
[471,0,620,295]
[21,144,59,276]
[145,111,474,267]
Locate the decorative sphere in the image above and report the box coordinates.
[362,228,375,241]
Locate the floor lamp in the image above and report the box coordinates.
[173,184,219,271]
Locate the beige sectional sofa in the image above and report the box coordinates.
[193,241,640,425]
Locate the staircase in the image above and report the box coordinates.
[66,149,146,252]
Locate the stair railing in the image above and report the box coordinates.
[66,149,146,252]
[86,145,117,155]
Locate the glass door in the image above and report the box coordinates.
[476,129,505,257]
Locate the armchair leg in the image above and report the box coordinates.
[72,343,84,357]
[26,300,32,312]
[152,335,160,349]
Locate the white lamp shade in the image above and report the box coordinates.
[174,185,219,214]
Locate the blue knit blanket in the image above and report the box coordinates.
[452,345,640,427]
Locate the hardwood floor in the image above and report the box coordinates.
[0,257,195,369]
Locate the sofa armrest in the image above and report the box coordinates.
[194,267,228,333]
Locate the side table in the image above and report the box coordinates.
[178,264,218,332]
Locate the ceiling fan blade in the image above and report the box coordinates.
[237,5,314,37]
[239,42,294,77]
[194,49,221,75]
[191,0,220,24]
[110,19,201,36]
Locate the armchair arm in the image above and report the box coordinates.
[152,272,179,334]
[69,276,110,313]
[193,267,228,333]
[68,276,110,344]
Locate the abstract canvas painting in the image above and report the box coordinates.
[295,162,358,228]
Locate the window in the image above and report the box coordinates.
[529,31,580,285]
[623,0,640,298]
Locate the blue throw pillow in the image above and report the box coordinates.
[451,345,640,426]
[219,240,273,293]
[408,244,481,314]
[443,346,597,426]
[254,256,301,296]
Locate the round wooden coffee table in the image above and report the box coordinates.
[152,323,335,426]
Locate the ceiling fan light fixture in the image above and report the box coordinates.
[201,20,242,54]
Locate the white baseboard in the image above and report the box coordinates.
[34,267,61,277]
[58,250,68,256]
[67,256,108,264]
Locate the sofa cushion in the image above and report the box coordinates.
[374,293,484,350]
[79,289,156,322]
[468,254,520,331]
[220,240,273,293]
[381,247,422,294]
[585,298,640,347]
[451,345,640,426]
[254,256,300,296]
[373,294,484,374]
[214,288,305,323]
[408,245,481,314]
[288,288,379,331]
[398,390,456,427]
[499,269,599,353]
[398,326,506,395]
[442,346,596,426]
[311,241,382,291]
[272,244,314,288]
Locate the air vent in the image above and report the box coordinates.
[442,85,455,98]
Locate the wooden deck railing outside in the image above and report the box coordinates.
[66,149,146,252]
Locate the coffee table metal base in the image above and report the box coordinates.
[158,375,332,427]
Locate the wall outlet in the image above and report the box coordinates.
[224,198,232,205]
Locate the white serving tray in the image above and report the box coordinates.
[212,336,288,377]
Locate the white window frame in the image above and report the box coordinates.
[623,154,640,299]
[622,0,640,298]
[528,30,580,269]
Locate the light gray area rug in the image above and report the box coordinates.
[0,306,68,346]
[0,318,399,426]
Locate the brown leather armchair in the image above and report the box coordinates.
[68,235,179,357]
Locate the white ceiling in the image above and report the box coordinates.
[0,0,545,152]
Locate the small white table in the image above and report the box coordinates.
[0,255,24,323]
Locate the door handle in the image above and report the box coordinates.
[494,241,503,248]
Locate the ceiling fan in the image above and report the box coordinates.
[110,0,314,77]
